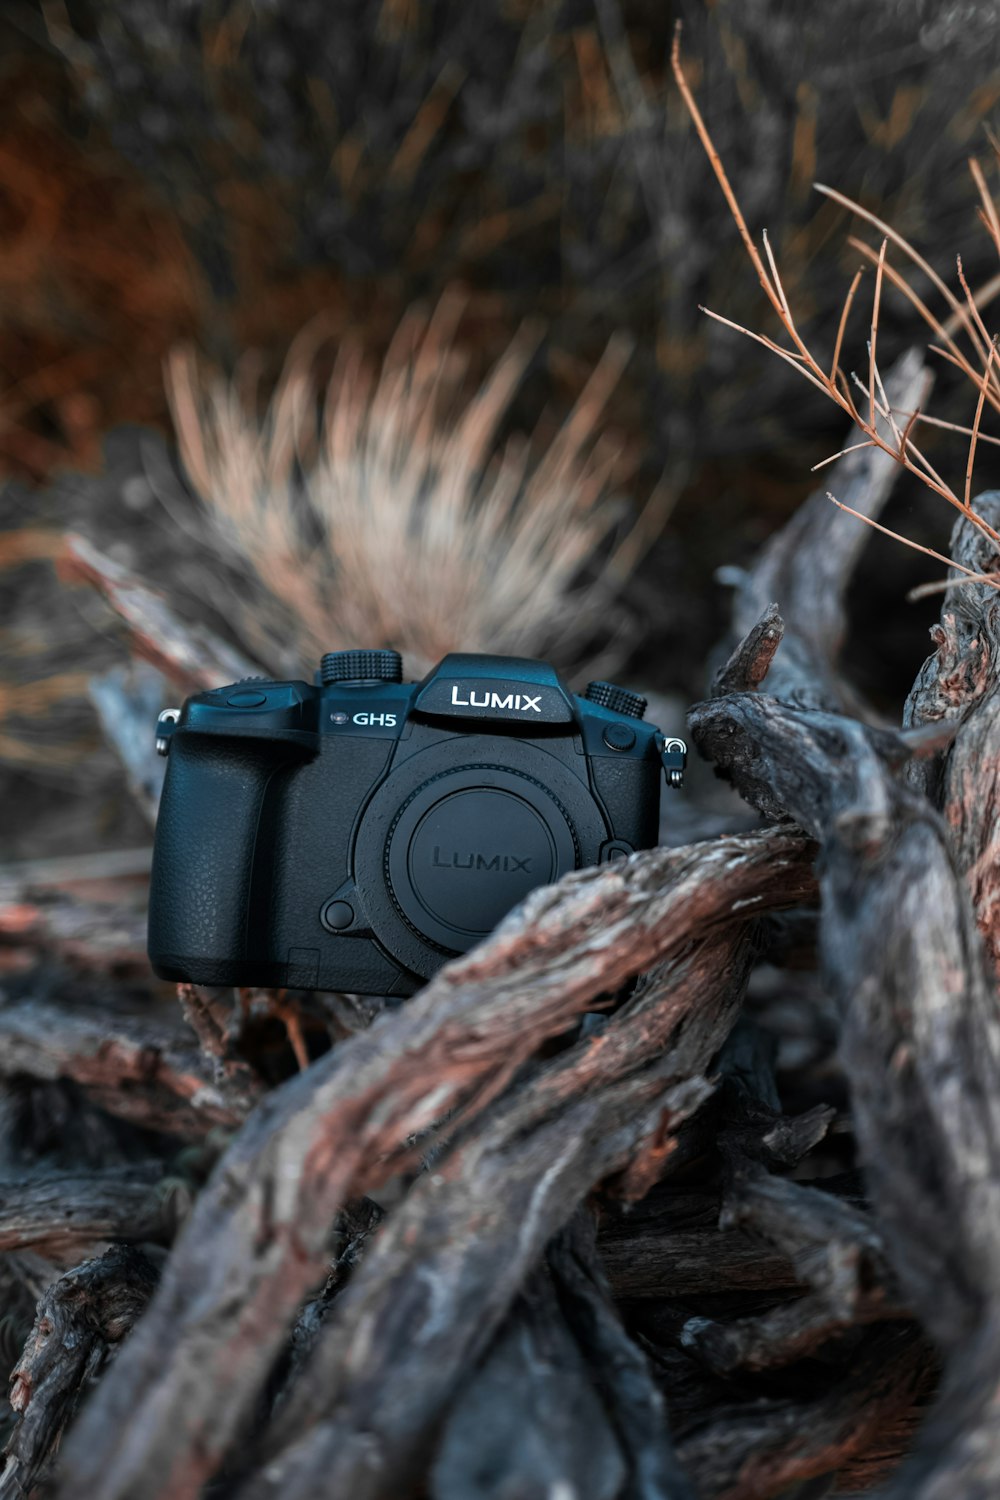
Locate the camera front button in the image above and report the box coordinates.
[321,899,355,932]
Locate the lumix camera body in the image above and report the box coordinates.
[148,650,686,998]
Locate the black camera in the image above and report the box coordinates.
[148,650,686,998]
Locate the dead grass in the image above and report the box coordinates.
[166,293,641,675]
[671,25,1000,596]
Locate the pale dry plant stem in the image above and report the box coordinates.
[815,183,991,367]
[670,22,1000,588]
[966,339,999,510]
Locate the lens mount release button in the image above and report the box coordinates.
[321,899,355,931]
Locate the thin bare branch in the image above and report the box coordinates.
[811,441,876,472]
[671,27,780,319]
[830,267,865,386]
[827,494,998,588]
[902,411,1000,449]
[848,238,1000,417]
[847,369,970,509]
[869,241,888,433]
[908,571,1000,601]
[942,266,1000,336]
[970,157,1000,254]
[966,338,999,510]
[675,46,1000,577]
[898,404,923,459]
[762,228,792,323]
[671,25,819,375]
[956,256,998,384]
[700,308,840,402]
[817,183,991,365]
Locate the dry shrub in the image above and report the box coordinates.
[29,0,1000,493]
[672,26,1000,594]
[166,294,641,676]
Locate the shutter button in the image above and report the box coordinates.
[227,689,268,707]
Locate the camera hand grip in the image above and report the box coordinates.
[148,731,304,983]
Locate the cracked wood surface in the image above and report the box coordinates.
[54,832,813,1500]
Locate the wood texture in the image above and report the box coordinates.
[5,353,997,1498]
[54,831,814,1500]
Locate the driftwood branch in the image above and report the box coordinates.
[1,1246,160,1500]
[0,877,148,976]
[719,349,931,711]
[676,1323,930,1500]
[904,489,1000,975]
[691,450,1000,1495]
[88,662,169,823]
[680,1168,903,1375]
[56,830,813,1500]
[0,1169,185,1261]
[0,992,258,1136]
[234,930,748,1500]
[61,534,261,693]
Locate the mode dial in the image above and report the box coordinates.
[584,680,647,720]
[320,649,403,685]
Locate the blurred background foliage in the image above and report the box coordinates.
[2,0,1000,856]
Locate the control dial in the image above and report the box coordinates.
[321,649,403,685]
[583,680,647,720]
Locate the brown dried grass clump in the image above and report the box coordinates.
[167,294,641,676]
[672,26,1000,596]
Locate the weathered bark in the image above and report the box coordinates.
[0,1246,159,1500]
[0,1169,185,1261]
[62,534,260,692]
[55,831,815,1500]
[549,1213,697,1500]
[0,884,148,976]
[599,1210,803,1301]
[690,661,1000,1355]
[0,992,258,1137]
[234,930,748,1500]
[271,1197,385,1414]
[0,850,152,979]
[429,1207,696,1500]
[690,471,1000,1495]
[431,1262,630,1500]
[619,1027,932,1498]
[719,349,930,712]
[678,1169,903,1375]
[675,1323,930,1500]
[904,490,1000,974]
[88,661,168,824]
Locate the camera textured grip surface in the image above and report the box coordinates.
[148,736,283,975]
